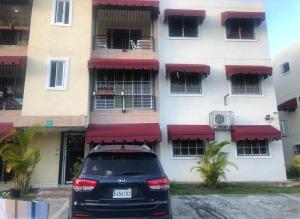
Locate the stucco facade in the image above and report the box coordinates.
[0,0,287,186]
[273,40,300,166]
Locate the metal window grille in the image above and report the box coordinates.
[279,120,288,137]
[237,140,269,156]
[294,145,300,154]
[170,72,202,94]
[231,74,262,95]
[92,70,155,110]
[172,140,205,157]
[0,65,25,110]
[226,19,255,40]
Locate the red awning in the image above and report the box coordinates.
[221,11,266,25]
[167,125,215,141]
[278,98,298,112]
[0,56,27,66]
[88,58,159,71]
[232,125,281,141]
[166,64,210,77]
[225,65,272,79]
[164,9,206,21]
[0,123,14,140]
[85,123,162,144]
[92,0,159,8]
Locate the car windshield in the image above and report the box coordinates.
[82,152,163,176]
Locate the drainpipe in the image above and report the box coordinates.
[224,94,230,106]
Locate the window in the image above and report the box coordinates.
[281,62,290,73]
[170,72,202,94]
[83,153,162,176]
[168,16,198,38]
[231,74,262,95]
[279,120,288,137]
[173,140,204,157]
[93,70,154,110]
[226,19,255,40]
[53,0,71,25]
[47,59,69,90]
[294,145,300,154]
[237,140,269,157]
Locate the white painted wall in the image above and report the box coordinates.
[158,0,287,182]
[273,40,300,166]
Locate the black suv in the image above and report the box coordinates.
[69,145,171,219]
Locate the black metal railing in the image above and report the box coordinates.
[0,4,31,27]
[0,96,23,110]
[91,94,156,112]
[94,34,155,51]
[0,74,24,110]
[0,30,29,45]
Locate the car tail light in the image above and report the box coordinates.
[73,178,97,192]
[147,178,169,190]
[72,212,90,218]
[152,211,168,217]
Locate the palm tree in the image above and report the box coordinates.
[0,126,41,195]
[192,141,237,187]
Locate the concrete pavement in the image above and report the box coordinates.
[43,193,300,219]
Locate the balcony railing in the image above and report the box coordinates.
[0,4,31,27]
[0,71,25,110]
[0,30,28,45]
[91,94,156,111]
[0,96,22,110]
[0,4,31,46]
[94,34,155,51]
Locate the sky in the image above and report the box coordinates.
[265,0,300,57]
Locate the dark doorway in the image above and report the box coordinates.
[60,132,85,184]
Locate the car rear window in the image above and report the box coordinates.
[82,152,163,176]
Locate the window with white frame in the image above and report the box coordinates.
[170,72,202,94]
[172,140,205,157]
[279,120,288,137]
[53,0,71,25]
[226,19,255,40]
[168,16,199,38]
[237,140,269,156]
[281,62,290,73]
[231,74,262,95]
[294,145,300,154]
[47,59,69,90]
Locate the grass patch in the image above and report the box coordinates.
[170,183,300,195]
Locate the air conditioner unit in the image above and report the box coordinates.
[209,111,234,130]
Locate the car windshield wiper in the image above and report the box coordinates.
[121,171,145,176]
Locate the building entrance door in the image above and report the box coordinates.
[60,132,85,184]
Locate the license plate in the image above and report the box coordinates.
[113,189,132,199]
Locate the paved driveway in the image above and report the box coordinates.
[44,194,300,219]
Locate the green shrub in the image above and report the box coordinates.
[191,141,238,187]
[0,126,41,195]
[287,155,300,179]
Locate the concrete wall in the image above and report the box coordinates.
[22,0,92,117]
[158,0,286,181]
[273,40,300,166]
[31,132,61,186]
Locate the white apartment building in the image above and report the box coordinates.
[273,40,300,166]
[0,0,287,186]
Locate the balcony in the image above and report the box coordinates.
[0,64,25,111]
[0,2,31,54]
[91,69,157,112]
[92,8,157,60]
